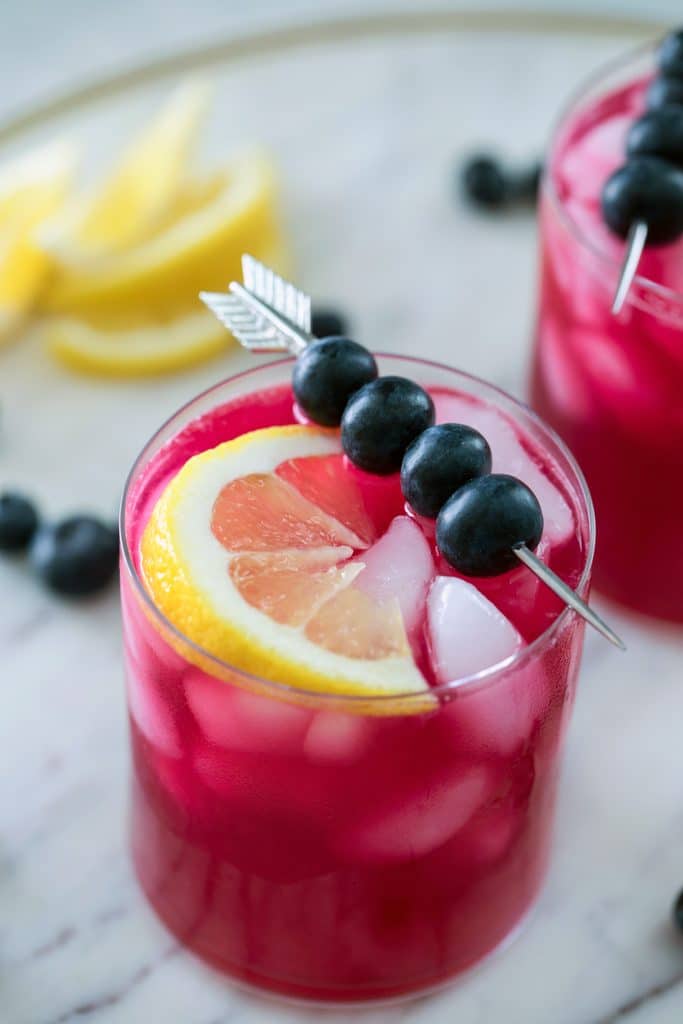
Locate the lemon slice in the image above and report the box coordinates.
[0,140,76,342]
[40,150,284,318]
[44,308,230,377]
[39,81,210,260]
[140,426,428,699]
[0,140,76,222]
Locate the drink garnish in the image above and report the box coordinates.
[200,256,625,649]
[603,27,683,314]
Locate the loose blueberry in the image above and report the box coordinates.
[436,474,543,577]
[673,889,683,933]
[30,515,119,596]
[646,75,683,111]
[658,29,683,79]
[627,107,683,166]
[461,154,509,209]
[401,423,492,519]
[510,161,543,203]
[601,157,683,244]
[341,376,435,475]
[311,306,349,339]
[0,492,39,551]
[292,337,377,427]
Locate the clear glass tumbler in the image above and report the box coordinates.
[120,355,594,1003]
[531,44,683,622]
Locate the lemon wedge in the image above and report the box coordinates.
[40,150,284,318]
[39,81,210,261]
[45,308,231,377]
[0,140,76,342]
[140,426,428,699]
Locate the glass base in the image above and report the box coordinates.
[191,902,539,1010]
[132,830,542,1007]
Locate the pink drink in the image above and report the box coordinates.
[121,356,592,1002]
[531,48,683,621]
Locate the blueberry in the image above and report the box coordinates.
[510,161,544,203]
[601,157,683,244]
[30,515,119,596]
[461,154,509,209]
[0,492,39,551]
[311,306,349,339]
[401,423,492,518]
[436,474,543,577]
[658,29,683,79]
[341,376,435,475]
[646,76,683,111]
[292,337,377,427]
[673,889,683,933]
[627,108,683,165]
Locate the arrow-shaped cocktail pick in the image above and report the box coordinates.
[611,219,648,315]
[201,255,625,650]
[200,254,312,355]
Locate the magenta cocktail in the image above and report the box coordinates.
[531,35,683,621]
[121,354,592,1002]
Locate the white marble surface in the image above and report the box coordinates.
[2,8,683,1024]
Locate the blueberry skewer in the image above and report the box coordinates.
[646,76,683,111]
[604,28,683,313]
[602,157,683,313]
[404,439,625,650]
[202,255,625,649]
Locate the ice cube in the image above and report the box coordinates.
[121,580,187,678]
[536,319,593,423]
[428,576,523,684]
[467,531,556,641]
[148,749,202,831]
[457,805,523,867]
[558,114,630,203]
[125,650,183,758]
[304,710,371,763]
[442,661,543,757]
[193,741,334,831]
[353,516,434,636]
[509,450,574,546]
[433,392,574,544]
[570,327,680,439]
[185,669,311,754]
[542,194,618,328]
[337,765,492,862]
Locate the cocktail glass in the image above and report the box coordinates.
[531,44,683,622]
[120,354,593,1003]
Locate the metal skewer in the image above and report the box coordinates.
[201,255,625,651]
[514,545,625,649]
[611,219,648,315]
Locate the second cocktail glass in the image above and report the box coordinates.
[531,42,683,622]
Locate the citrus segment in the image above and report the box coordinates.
[40,151,284,318]
[44,308,230,377]
[0,140,76,224]
[275,454,376,545]
[0,140,76,341]
[230,552,360,627]
[140,425,428,698]
[304,588,408,660]
[211,473,367,552]
[40,81,210,259]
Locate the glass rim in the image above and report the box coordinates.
[119,353,596,706]
[543,34,683,307]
